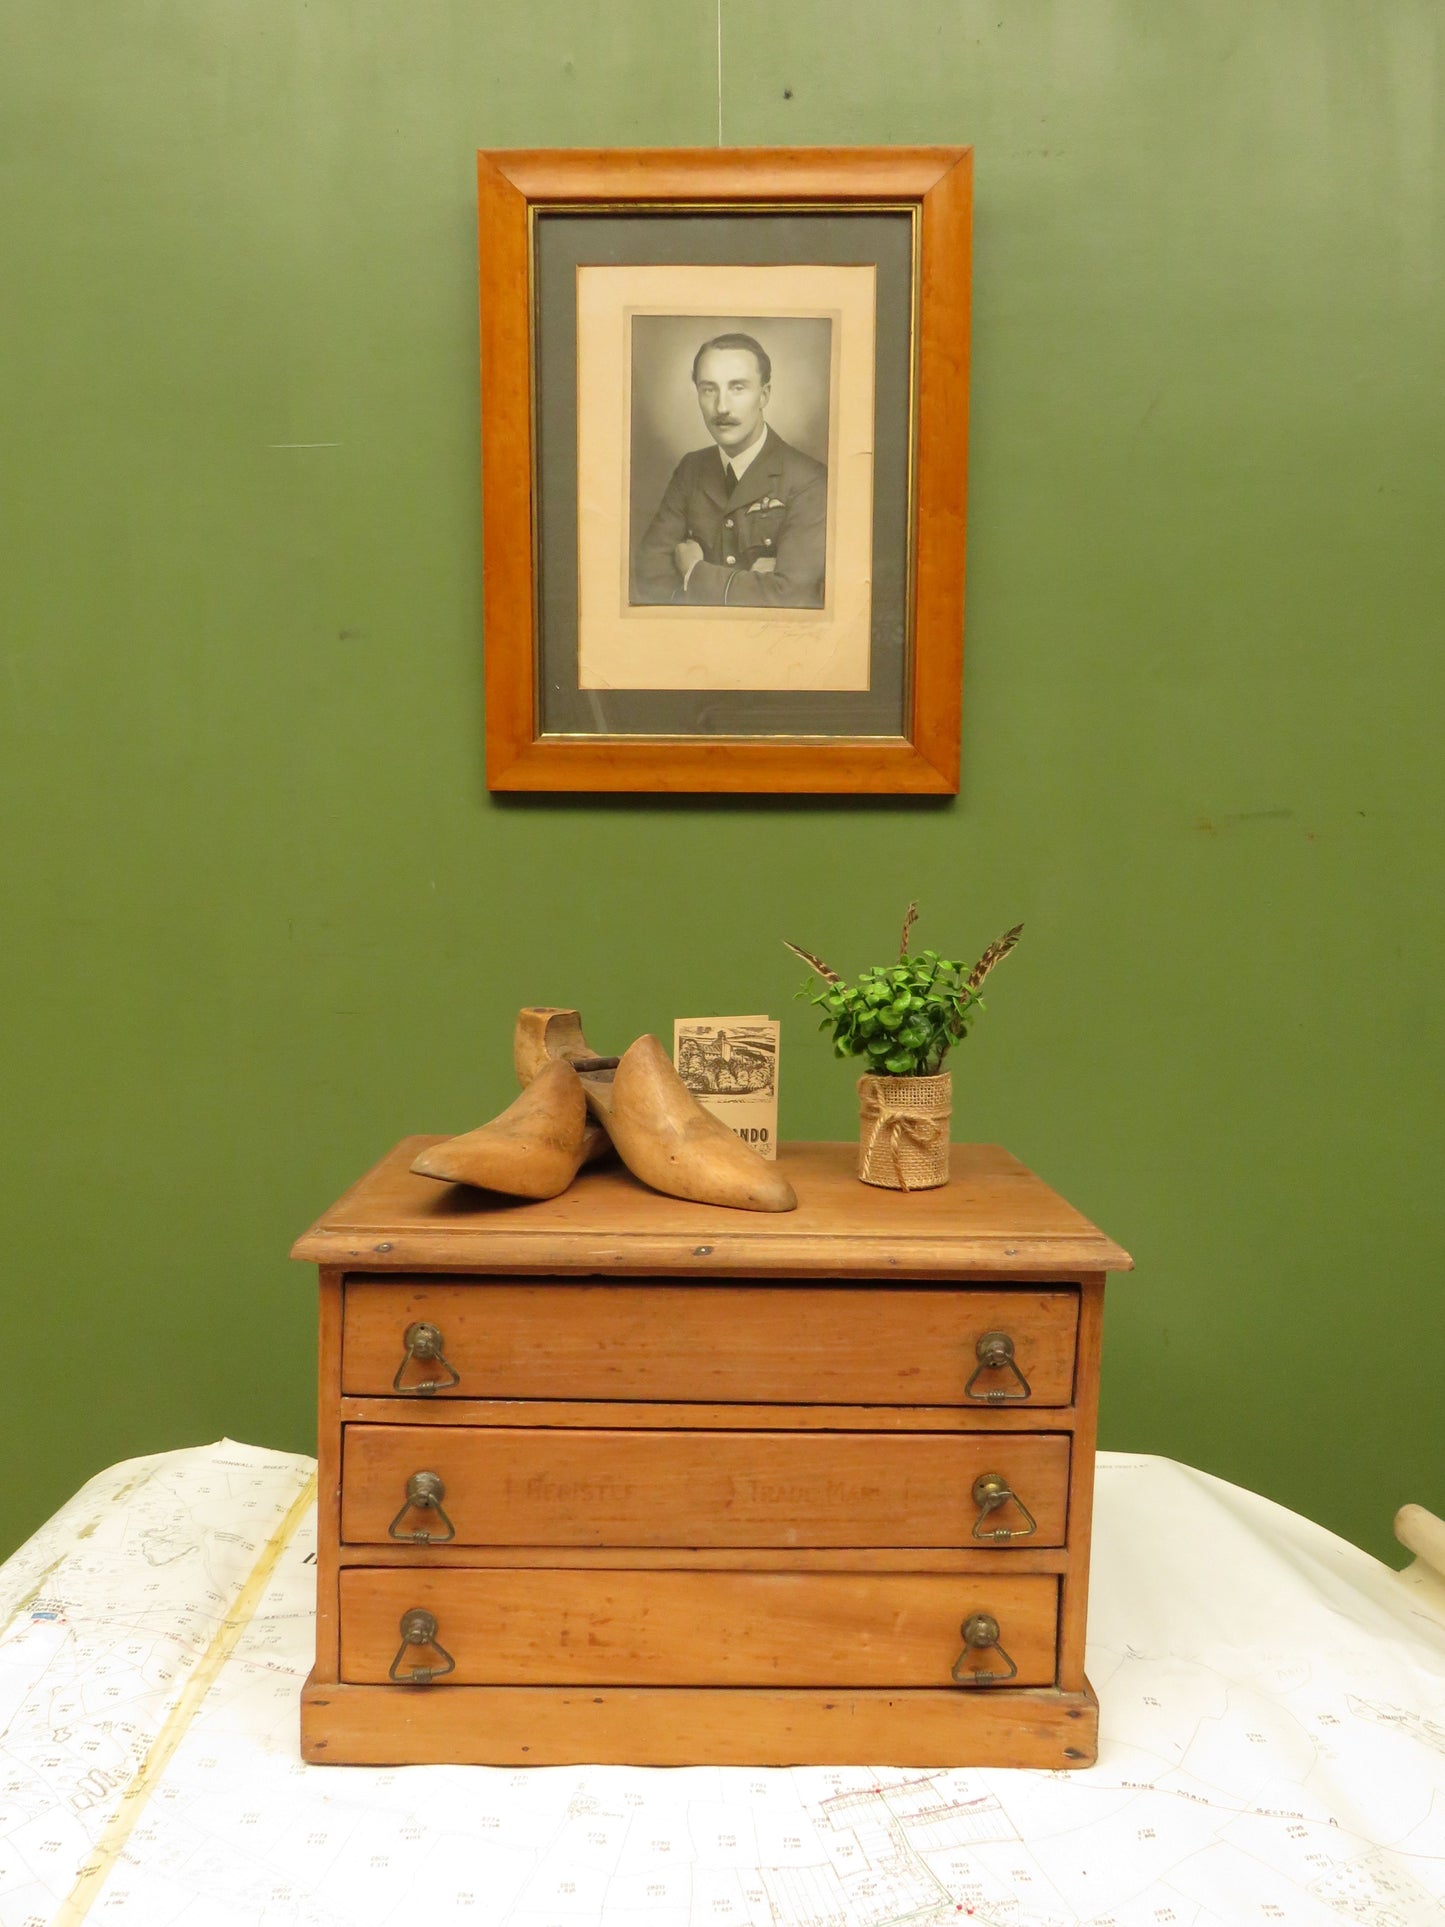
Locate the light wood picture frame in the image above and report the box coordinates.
[477,146,972,794]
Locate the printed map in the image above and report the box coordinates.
[0,1446,1442,1926]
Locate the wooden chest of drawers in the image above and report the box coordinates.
[293,1139,1131,1767]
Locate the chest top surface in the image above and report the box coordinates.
[292,1140,1132,1280]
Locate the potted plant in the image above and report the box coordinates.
[784,905,1023,1191]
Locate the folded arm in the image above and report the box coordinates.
[632,464,692,603]
[681,475,826,609]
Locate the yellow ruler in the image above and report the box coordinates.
[54,1470,318,1926]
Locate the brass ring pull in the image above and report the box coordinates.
[388,1471,456,1543]
[970,1471,1038,1541]
[392,1321,460,1396]
[951,1611,1018,1686]
[388,1608,455,1685]
[964,1330,1032,1402]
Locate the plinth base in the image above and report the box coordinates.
[301,1672,1099,1768]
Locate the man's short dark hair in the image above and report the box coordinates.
[692,333,771,387]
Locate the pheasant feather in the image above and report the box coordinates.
[781,939,841,984]
[966,923,1024,992]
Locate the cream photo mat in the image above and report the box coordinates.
[575,263,877,693]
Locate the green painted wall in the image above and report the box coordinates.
[3,2,1441,1564]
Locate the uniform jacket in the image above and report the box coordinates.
[632,426,827,608]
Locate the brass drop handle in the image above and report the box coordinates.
[388,1608,456,1684]
[388,1471,456,1543]
[951,1611,1018,1686]
[964,1330,1031,1402]
[971,1472,1038,1542]
[392,1321,461,1396]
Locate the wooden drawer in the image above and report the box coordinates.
[344,1279,1079,1406]
[339,1569,1059,1687]
[301,1140,1131,1767]
[341,1425,1070,1548]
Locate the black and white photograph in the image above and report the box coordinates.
[628,315,833,610]
[573,260,878,695]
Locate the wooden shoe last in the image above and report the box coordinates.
[513,1006,614,1166]
[606,1035,797,1213]
[506,1008,797,1212]
[410,1059,589,1200]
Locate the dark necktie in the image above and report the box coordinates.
[723,462,737,492]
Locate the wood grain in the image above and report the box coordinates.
[302,1676,1099,1768]
[334,1542,1070,1574]
[293,1139,1134,1277]
[338,1396,1080,1434]
[1058,1273,1105,1692]
[312,1268,344,1682]
[300,1136,1125,1769]
[339,1569,1058,1687]
[477,146,972,795]
[476,151,535,782]
[912,146,971,779]
[340,1425,1070,1549]
[344,1280,1079,1406]
[484,739,961,798]
[491,146,964,203]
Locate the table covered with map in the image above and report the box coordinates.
[0,1444,1441,1926]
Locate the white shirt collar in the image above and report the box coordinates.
[720,423,768,483]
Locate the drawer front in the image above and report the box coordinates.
[340,1569,1059,1688]
[341,1426,1070,1548]
[345,1279,1079,1406]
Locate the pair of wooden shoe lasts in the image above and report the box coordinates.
[411,1007,797,1213]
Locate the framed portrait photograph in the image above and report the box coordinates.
[477,147,972,794]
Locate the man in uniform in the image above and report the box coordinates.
[632,332,827,608]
